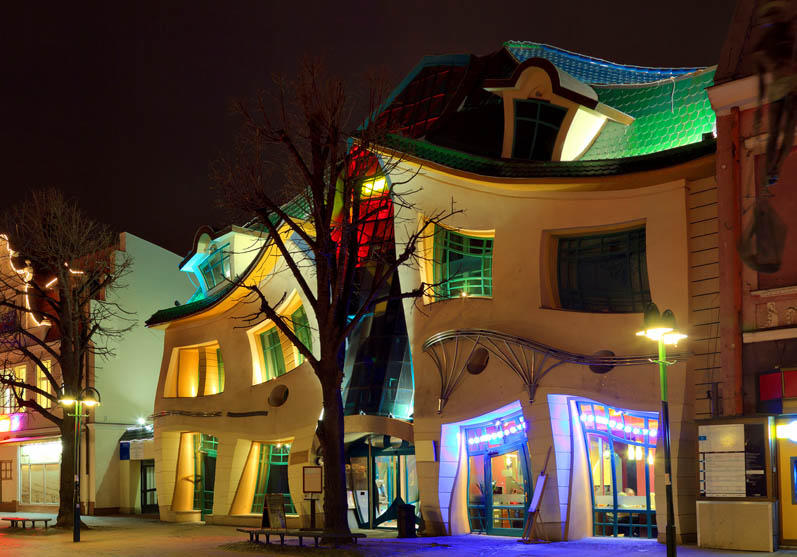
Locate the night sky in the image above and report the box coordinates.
[3,1,735,256]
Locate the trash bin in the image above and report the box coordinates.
[397,503,416,538]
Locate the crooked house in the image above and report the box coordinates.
[146,41,718,543]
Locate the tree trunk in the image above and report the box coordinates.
[56,413,77,528]
[319,372,351,537]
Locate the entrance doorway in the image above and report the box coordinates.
[193,434,217,518]
[467,444,530,535]
[347,438,418,529]
[140,459,158,514]
[464,412,531,536]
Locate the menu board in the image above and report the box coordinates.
[698,423,768,498]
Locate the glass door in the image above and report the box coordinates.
[488,448,529,535]
[140,459,158,514]
[467,444,531,536]
[193,434,217,518]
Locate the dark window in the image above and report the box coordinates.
[0,460,11,480]
[557,227,651,313]
[512,99,567,160]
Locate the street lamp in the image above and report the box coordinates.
[59,386,101,543]
[636,303,686,557]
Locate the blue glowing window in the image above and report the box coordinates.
[199,243,231,290]
[792,457,797,505]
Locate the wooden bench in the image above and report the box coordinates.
[236,527,365,547]
[1,517,51,529]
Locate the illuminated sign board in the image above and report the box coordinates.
[776,420,797,443]
[0,413,23,433]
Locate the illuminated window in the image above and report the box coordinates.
[1,365,26,414]
[199,243,231,290]
[577,401,658,538]
[203,346,225,396]
[512,99,567,160]
[434,228,493,299]
[557,227,651,313]
[36,361,53,409]
[19,441,61,505]
[361,177,387,198]
[260,329,286,381]
[251,443,295,514]
[290,307,312,365]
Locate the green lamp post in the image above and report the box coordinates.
[59,386,101,543]
[636,304,686,557]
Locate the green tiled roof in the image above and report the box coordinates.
[146,281,236,327]
[381,133,715,178]
[582,69,716,160]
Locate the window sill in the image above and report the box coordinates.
[428,295,493,305]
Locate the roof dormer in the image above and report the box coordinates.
[483,58,633,161]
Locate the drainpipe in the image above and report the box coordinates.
[730,106,744,415]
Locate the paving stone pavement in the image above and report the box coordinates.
[0,515,795,557]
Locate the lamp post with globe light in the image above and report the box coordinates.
[636,303,686,557]
[59,386,101,542]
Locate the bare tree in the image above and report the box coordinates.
[0,189,133,528]
[740,1,797,272]
[214,62,455,536]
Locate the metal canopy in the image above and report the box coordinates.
[423,328,681,413]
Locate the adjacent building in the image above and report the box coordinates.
[0,232,193,515]
[146,40,718,544]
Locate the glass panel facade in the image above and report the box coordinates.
[578,401,658,538]
[557,227,651,313]
[434,228,493,299]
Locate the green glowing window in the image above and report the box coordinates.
[199,243,231,290]
[260,328,286,380]
[512,99,567,160]
[557,227,651,313]
[252,443,295,514]
[434,228,493,299]
[290,307,312,365]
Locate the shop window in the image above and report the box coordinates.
[556,227,651,313]
[1,365,26,413]
[578,401,658,538]
[199,243,231,290]
[251,443,295,514]
[36,361,53,409]
[0,460,11,480]
[512,99,567,160]
[19,441,61,505]
[434,227,493,299]
[290,307,312,365]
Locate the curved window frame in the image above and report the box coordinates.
[577,401,659,538]
[433,227,494,300]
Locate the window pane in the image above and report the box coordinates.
[21,464,30,503]
[557,227,651,313]
[434,228,493,300]
[45,463,59,504]
[30,463,44,503]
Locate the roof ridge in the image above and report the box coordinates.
[504,40,705,73]
[591,66,718,89]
